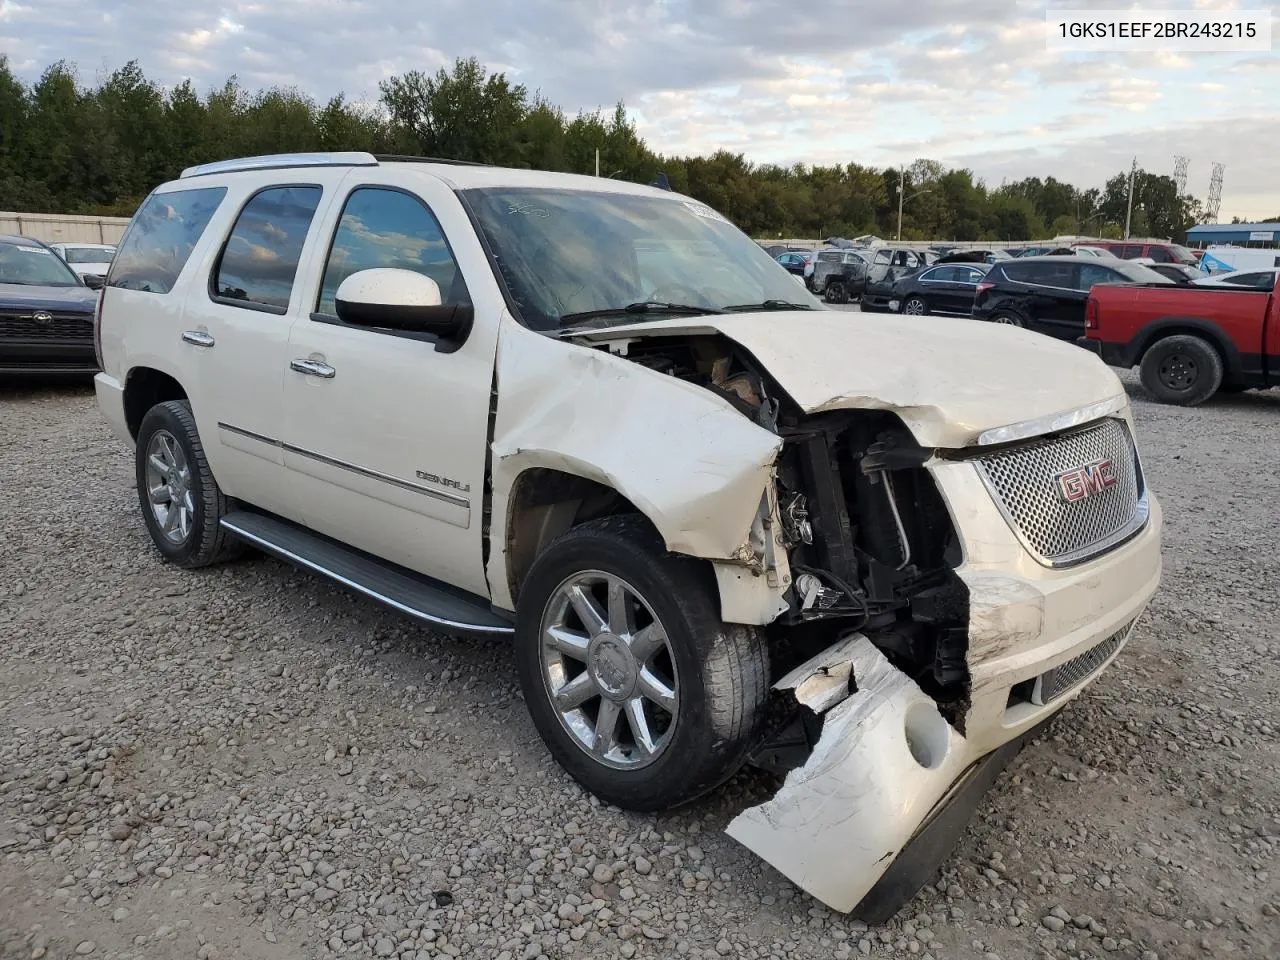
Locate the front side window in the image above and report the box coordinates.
[109,187,227,294]
[316,187,466,318]
[0,242,82,287]
[461,188,816,331]
[213,185,323,312]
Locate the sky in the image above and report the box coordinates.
[1,0,1277,220]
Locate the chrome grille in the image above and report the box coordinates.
[1033,620,1134,705]
[975,418,1145,567]
[0,312,93,341]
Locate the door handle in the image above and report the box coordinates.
[182,330,215,347]
[290,358,336,379]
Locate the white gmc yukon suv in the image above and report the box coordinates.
[94,152,1162,920]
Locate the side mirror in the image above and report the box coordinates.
[334,268,470,338]
[82,274,105,290]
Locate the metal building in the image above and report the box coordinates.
[1185,222,1280,249]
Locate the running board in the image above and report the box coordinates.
[220,511,514,636]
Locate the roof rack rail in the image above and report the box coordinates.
[180,152,380,179]
[373,154,487,167]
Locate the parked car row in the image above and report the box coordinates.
[0,234,102,374]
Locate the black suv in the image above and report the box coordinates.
[972,256,1171,341]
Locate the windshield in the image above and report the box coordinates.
[0,243,82,286]
[1168,244,1196,265]
[461,187,819,330]
[61,246,115,264]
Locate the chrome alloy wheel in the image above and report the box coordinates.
[539,570,680,770]
[144,429,194,544]
[903,297,926,315]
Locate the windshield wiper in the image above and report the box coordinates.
[721,299,815,312]
[559,301,723,329]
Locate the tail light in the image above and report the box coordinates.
[975,281,994,296]
[1085,297,1099,330]
[93,288,105,370]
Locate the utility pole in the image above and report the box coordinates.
[1124,157,1137,239]
[595,149,600,177]
[897,165,906,242]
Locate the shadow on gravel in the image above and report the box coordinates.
[1123,379,1280,411]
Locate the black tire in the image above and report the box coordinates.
[1139,335,1223,406]
[902,296,928,316]
[989,310,1025,327]
[514,515,768,812]
[135,400,244,568]
[824,280,849,304]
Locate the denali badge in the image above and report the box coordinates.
[415,470,470,493]
[1055,458,1117,503]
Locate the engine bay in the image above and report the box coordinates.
[593,333,973,770]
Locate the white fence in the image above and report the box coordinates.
[1,212,132,245]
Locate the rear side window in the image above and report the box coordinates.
[1120,245,1143,259]
[213,185,323,313]
[108,187,227,294]
[1147,246,1172,263]
[1024,262,1076,288]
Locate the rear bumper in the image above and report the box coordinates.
[1076,336,1130,367]
[94,372,131,444]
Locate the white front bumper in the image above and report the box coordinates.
[727,468,1163,915]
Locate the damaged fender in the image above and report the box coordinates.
[726,636,973,915]
[487,320,787,616]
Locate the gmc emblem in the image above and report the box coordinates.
[1055,458,1118,503]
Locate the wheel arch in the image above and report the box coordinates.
[1130,317,1242,378]
[124,365,189,440]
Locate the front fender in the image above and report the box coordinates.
[487,318,784,612]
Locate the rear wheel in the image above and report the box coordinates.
[514,515,768,812]
[824,280,849,304]
[1139,334,1223,406]
[989,310,1025,327]
[135,400,244,568]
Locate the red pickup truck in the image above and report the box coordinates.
[1081,272,1280,405]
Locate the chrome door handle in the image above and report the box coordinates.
[182,330,215,347]
[290,358,336,379]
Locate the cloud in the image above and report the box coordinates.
[1,0,1276,212]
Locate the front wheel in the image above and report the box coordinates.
[514,515,768,812]
[902,296,928,316]
[135,400,244,568]
[1139,334,1223,406]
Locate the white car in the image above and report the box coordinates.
[1192,267,1279,290]
[93,153,1162,921]
[49,242,117,287]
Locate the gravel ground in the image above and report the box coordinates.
[1,368,1277,960]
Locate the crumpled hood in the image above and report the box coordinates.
[0,283,98,314]
[572,310,1125,448]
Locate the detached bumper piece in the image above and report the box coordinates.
[726,636,1049,922]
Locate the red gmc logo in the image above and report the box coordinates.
[1055,458,1118,503]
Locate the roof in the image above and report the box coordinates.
[1187,222,1280,235]
[0,234,42,246]
[176,151,677,200]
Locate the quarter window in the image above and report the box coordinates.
[213,185,322,312]
[1078,264,1119,289]
[109,187,227,294]
[316,187,466,319]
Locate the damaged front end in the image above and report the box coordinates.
[567,325,1159,922]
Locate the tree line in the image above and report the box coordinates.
[0,55,1205,242]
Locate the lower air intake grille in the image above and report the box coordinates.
[1033,620,1135,705]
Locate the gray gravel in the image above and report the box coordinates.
[1,368,1277,960]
